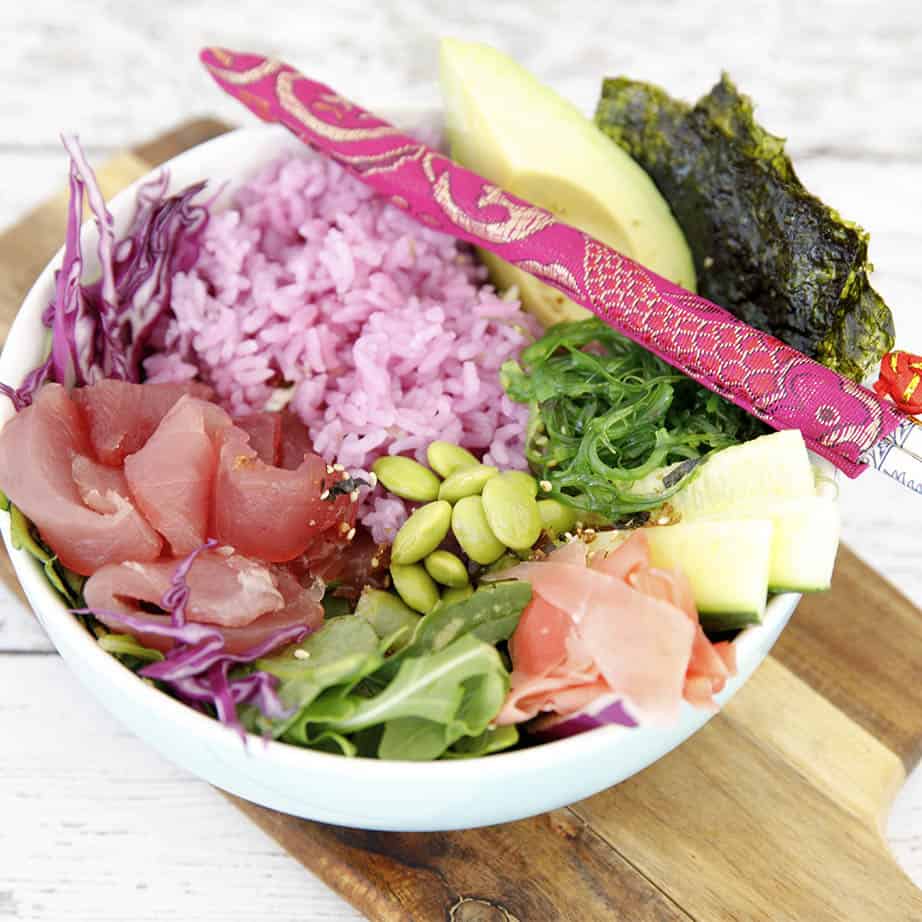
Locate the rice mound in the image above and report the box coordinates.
[147,154,541,542]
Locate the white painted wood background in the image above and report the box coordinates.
[1,0,921,918]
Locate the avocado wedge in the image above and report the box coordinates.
[439,38,696,329]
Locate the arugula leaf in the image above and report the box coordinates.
[246,582,531,759]
[330,634,507,733]
[287,725,357,757]
[377,717,449,761]
[368,581,530,692]
[407,581,531,657]
[248,617,383,738]
[443,725,520,759]
[376,669,509,761]
[354,588,420,652]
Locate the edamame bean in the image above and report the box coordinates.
[501,470,538,497]
[451,495,506,565]
[372,456,441,502]
[439,585,474,607]
[437,463,498,503]
[423,550,470,588]
[427,441,479,478]
[481,472,542,551]
[390,500,452,565]
[537,498,580,535]
[390,563,440,614]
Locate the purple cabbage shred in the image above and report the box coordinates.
[74,543,307,741]
[160,538,218,627]
[1,134,210,409]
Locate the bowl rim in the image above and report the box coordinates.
[0,121,803,776]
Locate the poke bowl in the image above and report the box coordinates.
[0,45,855,832]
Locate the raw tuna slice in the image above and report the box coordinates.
[85,551,283,627]
[71,455,133,513]
[278,410,314,470]
[124,396,231,555]
[298,526,387,600]
[0,384,161,574]
[212,425,353,562]
[84,550,323,654]
[233,412,281,465]
[73,379,212,465]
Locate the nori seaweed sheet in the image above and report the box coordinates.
[595,74,894,382]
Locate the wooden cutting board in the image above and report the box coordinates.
[2,119,922,922]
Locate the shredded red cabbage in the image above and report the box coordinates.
[0,354,53,411]
[71,606,225,647]
[160,538,218,627]
[167,664,290,739]
[140,621,309,683]
[74,541,307,740]
[2,135,210,408]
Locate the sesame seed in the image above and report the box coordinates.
[339,521,350,535]
[332,463,345,472]
[325,464,335,474]
[349,489,360,502]
[346,527,356,541]
[308,520,316,526]
[320,490,330,500]
[293,649,311,660]
[368,472,378,488]
[539,479,552,492]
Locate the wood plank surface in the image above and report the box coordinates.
[775,546,922,771]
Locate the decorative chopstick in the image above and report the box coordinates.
[200,47,922,496]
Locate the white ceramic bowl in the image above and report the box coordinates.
[0,117,804,831]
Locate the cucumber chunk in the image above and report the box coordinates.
[645,520,772,631]
[592,520,772,631]
[671,429,815,522]
[751,497,840,593]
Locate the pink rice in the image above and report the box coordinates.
[147,153,541,542]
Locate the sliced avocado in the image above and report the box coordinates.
[439,38,696,329]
